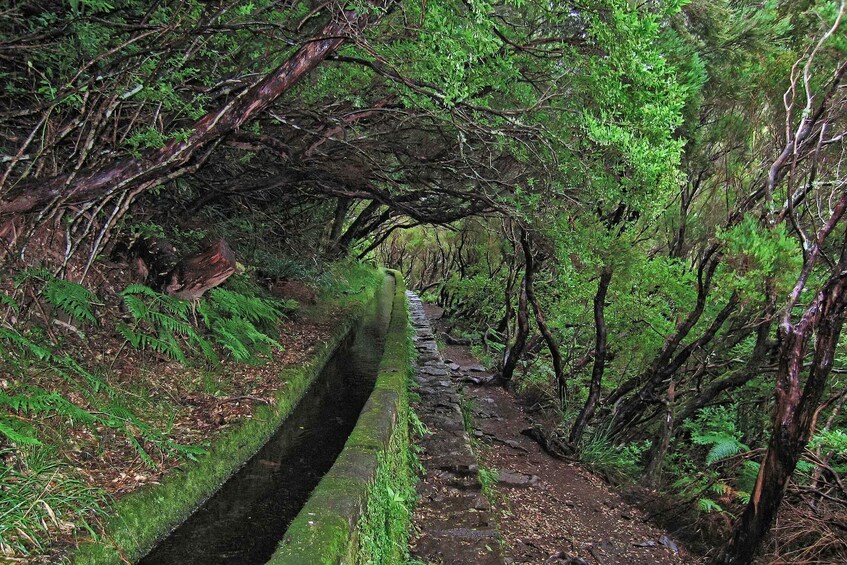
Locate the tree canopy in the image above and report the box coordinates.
[1,0,847,562]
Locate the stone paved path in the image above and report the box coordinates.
[407,292,505,565]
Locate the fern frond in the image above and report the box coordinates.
[211,322,252,361]
[208,288,282,327]
[44,279,98,325]
[117,323,143,349]
[122,284,160,298]
[12,266,51,287]
[697,498,724,513]
[0,328,53,361]
[122,295,149,320]
[189,332,219,364]
[710,481,731,495]
[737,460,760,491]
[126,433,156,468]
[0,417,41,445]
[0,292,20,312]
[705,437,748,465]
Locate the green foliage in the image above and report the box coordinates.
[124,126,166,156]
[718,215,800,298]
[409,408,431,438]
[478,465,499,503]
[0,447,109,557]
[357,434,416,565]
[810,428,847,475]
[43,279,99,326]
[683,405,749,466]
[697,497,724,513]
[118,284,209,363]
[810,428,847,457]
[669,405,755,513]
[736,460,760,504]
[579,434,649,483]
[196,288,283,363]
[118,284,285,364]
[10,269,98,326]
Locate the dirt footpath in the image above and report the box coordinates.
[426,302,702,565]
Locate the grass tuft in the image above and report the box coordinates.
[0,448,108,558]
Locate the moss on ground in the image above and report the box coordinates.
[70,271,384,565]
[270,270,416,564]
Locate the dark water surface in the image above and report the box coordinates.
[138,279,394,565]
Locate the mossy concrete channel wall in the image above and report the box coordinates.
[72,271,412,564]
[270,270,414,564]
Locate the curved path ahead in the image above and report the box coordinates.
[409,295,699,565]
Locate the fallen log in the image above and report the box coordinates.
[165,239,236,300]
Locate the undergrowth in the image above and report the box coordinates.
[0,267,292,559]
[578,432,649,484]
[118,283,289,364]
[0,447,108,558]
[357,424,416,565]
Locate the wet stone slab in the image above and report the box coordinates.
[407,292,506,565]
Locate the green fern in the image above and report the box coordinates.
[119,285,213,363]
[737,460,760,493]
[0,318,202,466]
[0,327,52,362]
[0,292,19,312]
[196,288,284,363]
[0,417,41,445]
[684,405,749,465]
[702,434,749,465]
[43,279,98,325]
[697,498,724,513]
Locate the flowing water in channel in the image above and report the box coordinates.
[138,279,395,565]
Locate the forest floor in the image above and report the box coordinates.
[422,302,703,565]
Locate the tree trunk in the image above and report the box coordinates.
[718,199,847,563]
[569,265,613,445]
[336,201,388,252]
[501,276,530,383]
[642,380,675,487]
[326,197,352,253]
[520,229,567,401]
[717,277,847,563]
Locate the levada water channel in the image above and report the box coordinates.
[138,277,395,564]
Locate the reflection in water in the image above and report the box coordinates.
[138,279,394,565]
